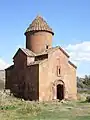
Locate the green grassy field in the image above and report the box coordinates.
[0,95,90,120]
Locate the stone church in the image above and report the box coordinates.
[5,16,77,101]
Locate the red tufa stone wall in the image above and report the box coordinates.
[39,48,77,101]
[5,50,27,98]
[5,48,77,101]
[67,63,77,100]
[5,50,39,100]
[5,28,77,101]
[26,31,53,53]
[5,65,14,89]
[24,65,39,100]
[14,50,27,69]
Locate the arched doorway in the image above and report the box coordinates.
[57,84,64,100]
[52,80,65,100]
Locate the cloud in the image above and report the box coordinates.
[0,58,10,70]
[65,41,90,65]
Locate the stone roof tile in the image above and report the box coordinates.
[13,48,36,59]
[21,48,36,57]
[25,15,54,35]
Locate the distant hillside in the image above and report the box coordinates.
[0,70,5,89]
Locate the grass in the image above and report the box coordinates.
[0,93,90,120]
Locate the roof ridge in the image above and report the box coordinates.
[68,61,77,69]
[20,48,36,56]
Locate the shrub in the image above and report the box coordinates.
[86,96,90,102]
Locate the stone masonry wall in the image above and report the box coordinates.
[39,48,77,101]
[26,31,53,53]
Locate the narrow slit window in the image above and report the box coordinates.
[57,66,61,76]
[46,45,49,49]
[59,68,60,75]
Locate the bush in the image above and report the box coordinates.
[86,96,90,102]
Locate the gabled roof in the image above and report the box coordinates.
[5,65,14,70]
[68,61,77,69]
[35,46,69,58]
[21,48,36,56]
[13,48,36,59]
[59,46,69,58]
[25,15,54,35]
[27,46,69,66]
[48,46,69,58]
[13,46,69,60]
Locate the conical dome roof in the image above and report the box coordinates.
[25,15,54,35]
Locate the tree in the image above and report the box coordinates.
[83,75,90,86]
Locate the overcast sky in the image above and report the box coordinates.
[0,0,90,77]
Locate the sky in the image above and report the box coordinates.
[0,0,90,77]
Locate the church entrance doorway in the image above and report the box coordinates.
[57,84,64,100]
